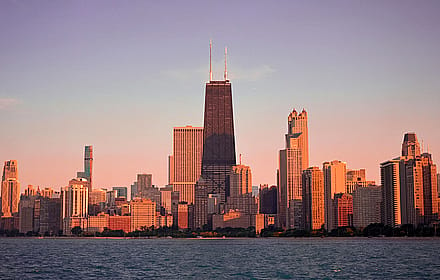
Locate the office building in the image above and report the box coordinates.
[333,193,353,227]
[1,160,20,217]
[381,159,401,226]
[39,197,61,235]
[194,45,237,229]
[352,185,382,228]
[259,185,278,215]
[323,160,346,231]
[171,126,203,204]
[61,178,89,234]
[278,109,309,229]
[302,167,325,231]
[130,198,157,231]
[113,187,128,199]
[346,169,375,194]
[77,146,93,192]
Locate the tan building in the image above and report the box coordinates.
[230,164,252,196]
[171,126,203,204]
[1,160,20,217]
[278,109,309,229]
[40,187,54,198]
[89,189,107,205]
[352,185,382,228]
[212,210,265,233]
[61,178,89,234]
[130,198,157,231]
[346,169,375,194]
[160,186,179,215]
[302,167,325,231]
[323,160,346,231]
[87,213,109,233]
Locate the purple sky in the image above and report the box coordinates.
[1,0,439,192]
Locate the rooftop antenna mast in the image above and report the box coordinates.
[224,46,228,81]
[209,40,213,81]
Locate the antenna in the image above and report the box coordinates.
[239,153,242,165]
[224,46,228,81]
[209,40,213,81]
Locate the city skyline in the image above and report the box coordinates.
[1,1,439,191]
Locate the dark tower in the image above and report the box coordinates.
[194,43,237,229]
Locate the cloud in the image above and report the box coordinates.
[0,98,19,110]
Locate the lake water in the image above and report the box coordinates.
[0,238,439,279]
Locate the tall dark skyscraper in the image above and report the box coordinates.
[194,43,237,229]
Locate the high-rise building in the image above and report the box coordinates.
[160,186,179,215]
[137,174,152,197]
[19,195,36,234]
[402,132,421,158]
[171,126,203,204]
[420,153,438,224]
[352,185,382,228]
[39,197,61,235]
[168,155,174,185]
[130,198,157,231]
[194,45,237,230]
[230,164,252,197]
[323,160,346,231]
[381,159,401,226]
[61,178,89,234]
[278,109,309,229]
[1,160,20,217]
[346,169,375,194]
[259,185,278,215]
[113,187,128,199]
[333,193,353,228]
[77,146,93,192]
[438,173,440,198]
[302,167,325,231]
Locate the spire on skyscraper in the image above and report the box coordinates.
[209,40,213,81]
[224,46,228,81]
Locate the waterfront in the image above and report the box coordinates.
[0,238,439,279]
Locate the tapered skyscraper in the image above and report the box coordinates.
[194,42,237,229]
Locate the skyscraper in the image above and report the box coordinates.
[1,160,20,217]
[323,160,346,231]
[346,169,375,194]
[352,185,382,228]
[381,159,401,227]
[302,167,324,231]
[194,44,237,229]
[278,109,309,229]
[61,178,89,234]
[77,145,93,192]
[401,132,421,158]
[171,126,203,204]
[230,164,252,197]
[333,193,353,228]
[136,174,152,197]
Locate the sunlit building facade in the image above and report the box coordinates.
[278,109,309,229]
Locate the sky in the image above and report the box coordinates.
[1,0,439,192]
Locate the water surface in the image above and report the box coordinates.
[0,238,439,279]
